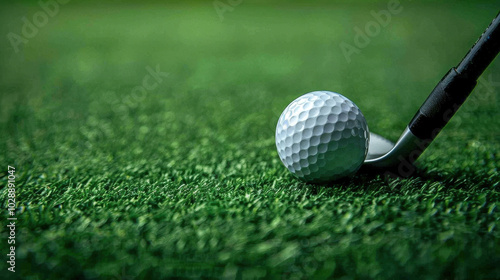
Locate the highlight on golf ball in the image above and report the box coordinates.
[275,91,369,182]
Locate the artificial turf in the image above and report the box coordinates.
[1,1,499,279]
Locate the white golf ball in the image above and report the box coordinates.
[275,91,369,182]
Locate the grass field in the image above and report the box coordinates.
[1,1,499,279]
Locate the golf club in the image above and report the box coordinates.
[364,12,500,169]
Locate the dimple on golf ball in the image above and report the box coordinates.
[275,91,369,182]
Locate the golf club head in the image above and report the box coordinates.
[366,132,394,160]
[363,128,428,169]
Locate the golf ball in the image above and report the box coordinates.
[275,91,369,182]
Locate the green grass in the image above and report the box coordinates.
[1,2,499,279]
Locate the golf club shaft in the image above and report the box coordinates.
[456,11,500,80]
[409,12,500,140]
